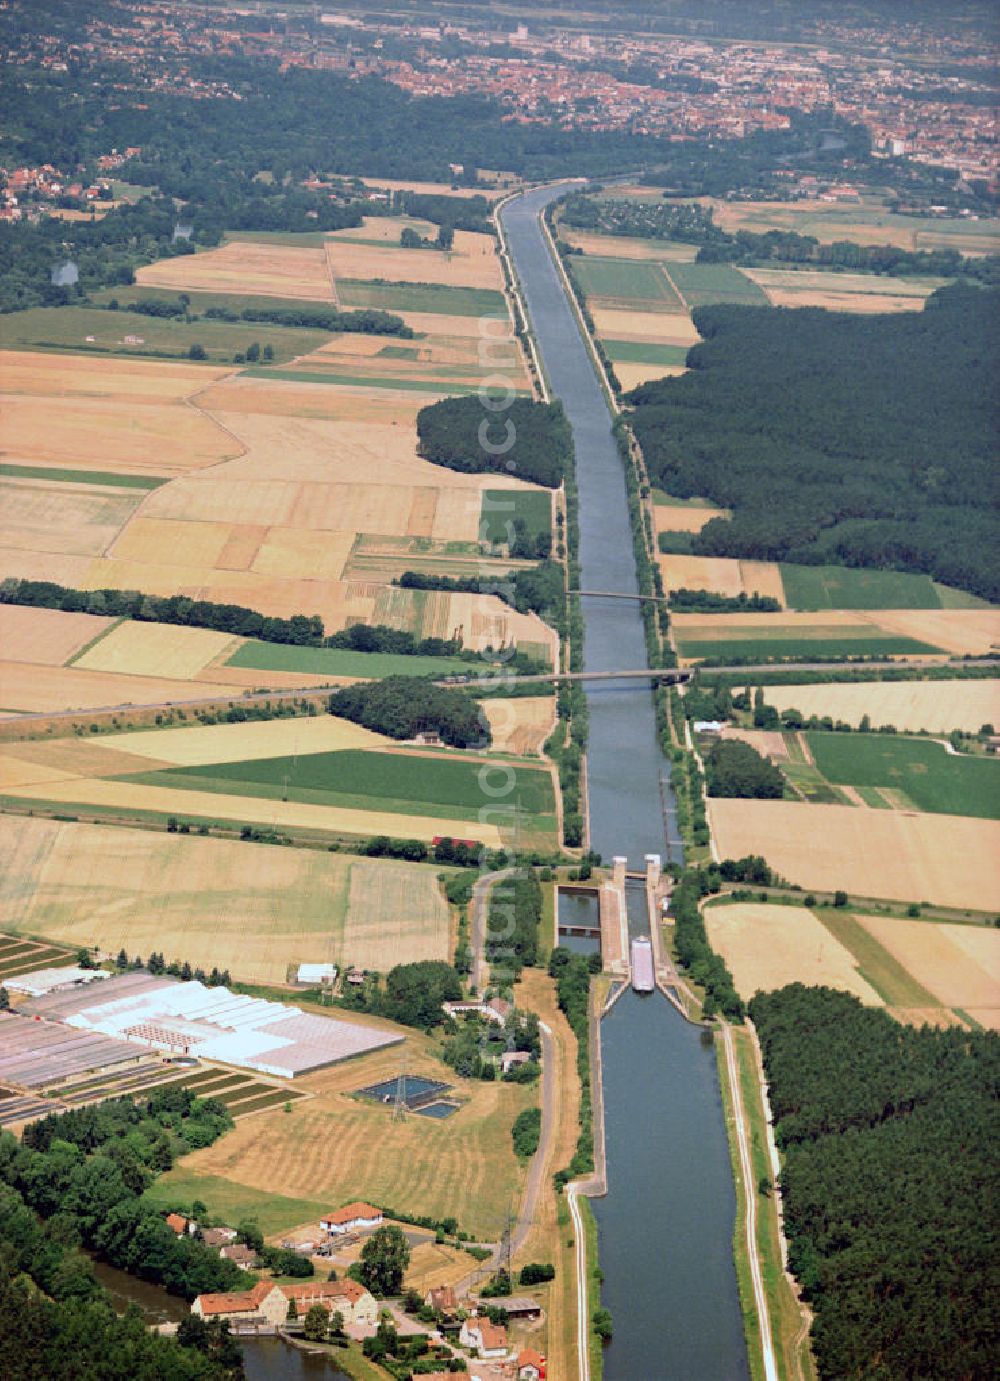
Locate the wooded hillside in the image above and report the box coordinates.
[626,285,1000,601]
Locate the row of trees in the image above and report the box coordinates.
[549,947,598,1187]
[485,869,543,979]
[669,870,744,1019]
[399,561,565,632]
[627,285,1000,602]
[416,397,573,489]
[752,985,998,1379]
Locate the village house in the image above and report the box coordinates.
[320,1202,383,1235]
[165,1212,189,1235]
[501,1050,531,1075]
[517,1348,546,1379]
[425,1283,458,1316]
[200,1226,238,1248]
[459,1316,508,1359]
[219,1243,259,1272]
[192,1279,378,1329]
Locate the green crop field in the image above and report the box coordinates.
[602,339,690,365]
[336,280,506,316]
[240,366,510,396]
[676,634,944,661]
[665,262,769,307]
[804,732,1000,820]
[572,257,681,309]
[123,749,556,825]
[92,285,342,318]
[226,641,472,679]
[479,488,552,547]
[0,305,331,365]
[225,229,332,247]
[0,463,166,490]
[779,564,946,611]
[142,1171,330,1237]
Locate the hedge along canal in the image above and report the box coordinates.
[501,185,748,1379]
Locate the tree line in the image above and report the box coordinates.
[399,561,566,633]
[626,285,1000,602]
[485,869,543,980]
[751,985,999,1379]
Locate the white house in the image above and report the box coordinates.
[459,1317,508,1359]
[320,1201,383,1235]
[296,963,337,986]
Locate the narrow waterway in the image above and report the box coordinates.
[503,187,748,1380]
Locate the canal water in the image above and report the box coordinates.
[92,1260,348,1378]
[502,187,748,1379]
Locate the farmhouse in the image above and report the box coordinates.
[165,1212,189,1236]
[501,1051,531,1074]
[220,1244,260,1271]
[426,1284,459,1316]
[442,996,511,1025]
[518,1349,547,1380]
[192,1279,377,1328]
[320,1201,383,1235]
[200,1226,238,1248]
[459,1316,508,1359]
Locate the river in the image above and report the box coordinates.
[502,185,748,1380]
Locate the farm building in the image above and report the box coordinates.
[320,1201,383,1235]
[20,972,402,1077]
[296,963,337,986]
[459,1317,508,1359]
[219,1244,259,1272]
[192,1279,377,1328]
[5,966,110,997]
[518,1350,547,1380]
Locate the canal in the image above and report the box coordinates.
[502,186,748,1379]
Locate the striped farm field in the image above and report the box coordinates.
[1,476,147,560]
[325,229,503,292]
[572,257,682,310]
[0,813,451,981]
[163,1042,534,1238]
[756,679,1000,736]
[602,339,690,366]
[670,610,960,662]
[659,554,785,603]
[481,696,556,756]
[855,916,1000,1028]
[777,564,979,611]
[804,732,1000,820]
[663,261,769,307]
[100,715,393,766]
[707,798,1000,910]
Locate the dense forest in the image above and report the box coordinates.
[626,285,1000,601]
[327,677,489,749]
[704,738,785,798]
[416,397,573,489]
[751,986,999,1379]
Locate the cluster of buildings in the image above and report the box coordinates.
[3,3,996,192]
[0,164,117,224]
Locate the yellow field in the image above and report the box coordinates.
[0,550,94,589]
[0,738,172,785]
[705,902,883,1004]
[326,229,502,291]
[402,1242,475,1296]
[326,215,437,244]
[0,352,237,476]
[708,198,1000,256]
[0,479,145,559]
[613,361,686,391]
[74,621,238,680]
[746,267,940,299]
[0,661,237,715]
[1,775,509,847]
[653,498,729,535]
[659,554,785,603]
[756,679,1000,735]
[590,307,701,345]
[169,1044,531,1238]
[482,696,556,755]
[0,813,450,981]
[137,242,334,301]
[707,799,1000,911]
[559,227,699,261]
[767,288,928,314]
[670,607,999,655]
[858,916,1000,1025]
[0,605,113,666]
[101,714,391,766]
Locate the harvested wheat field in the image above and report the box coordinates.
[0,660,235,715]
[559,227,699,261]
[0,606,113,667]
[0,737,172,783]
[195,375,425,423]
[756,679,1000,735]
[327,215,437,244]
[858,916,1000,1026]
[137,242,334,301]
[860,609,1000,657]
[172,1066,530,1238]
[101,714,391,766]
[708,798,1000,911]
[659,554,785,603]
[653,498,729,535]
[765,288,927,314]
[705,902,883,1004]
[590,307,700,344]
[325,230,502,291]
[482,697,556,755]
[614,361,687,391]
[0,550,94,589]
[73,622,241,680]
[402,1243,474,1297]
[0,814,450,981]
[0,776,509,847]
[0,350,233,406]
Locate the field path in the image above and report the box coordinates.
[470,867,516,994]
[722,1022,779,1381]
[323,242,342,308]
[660,262,690,311]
